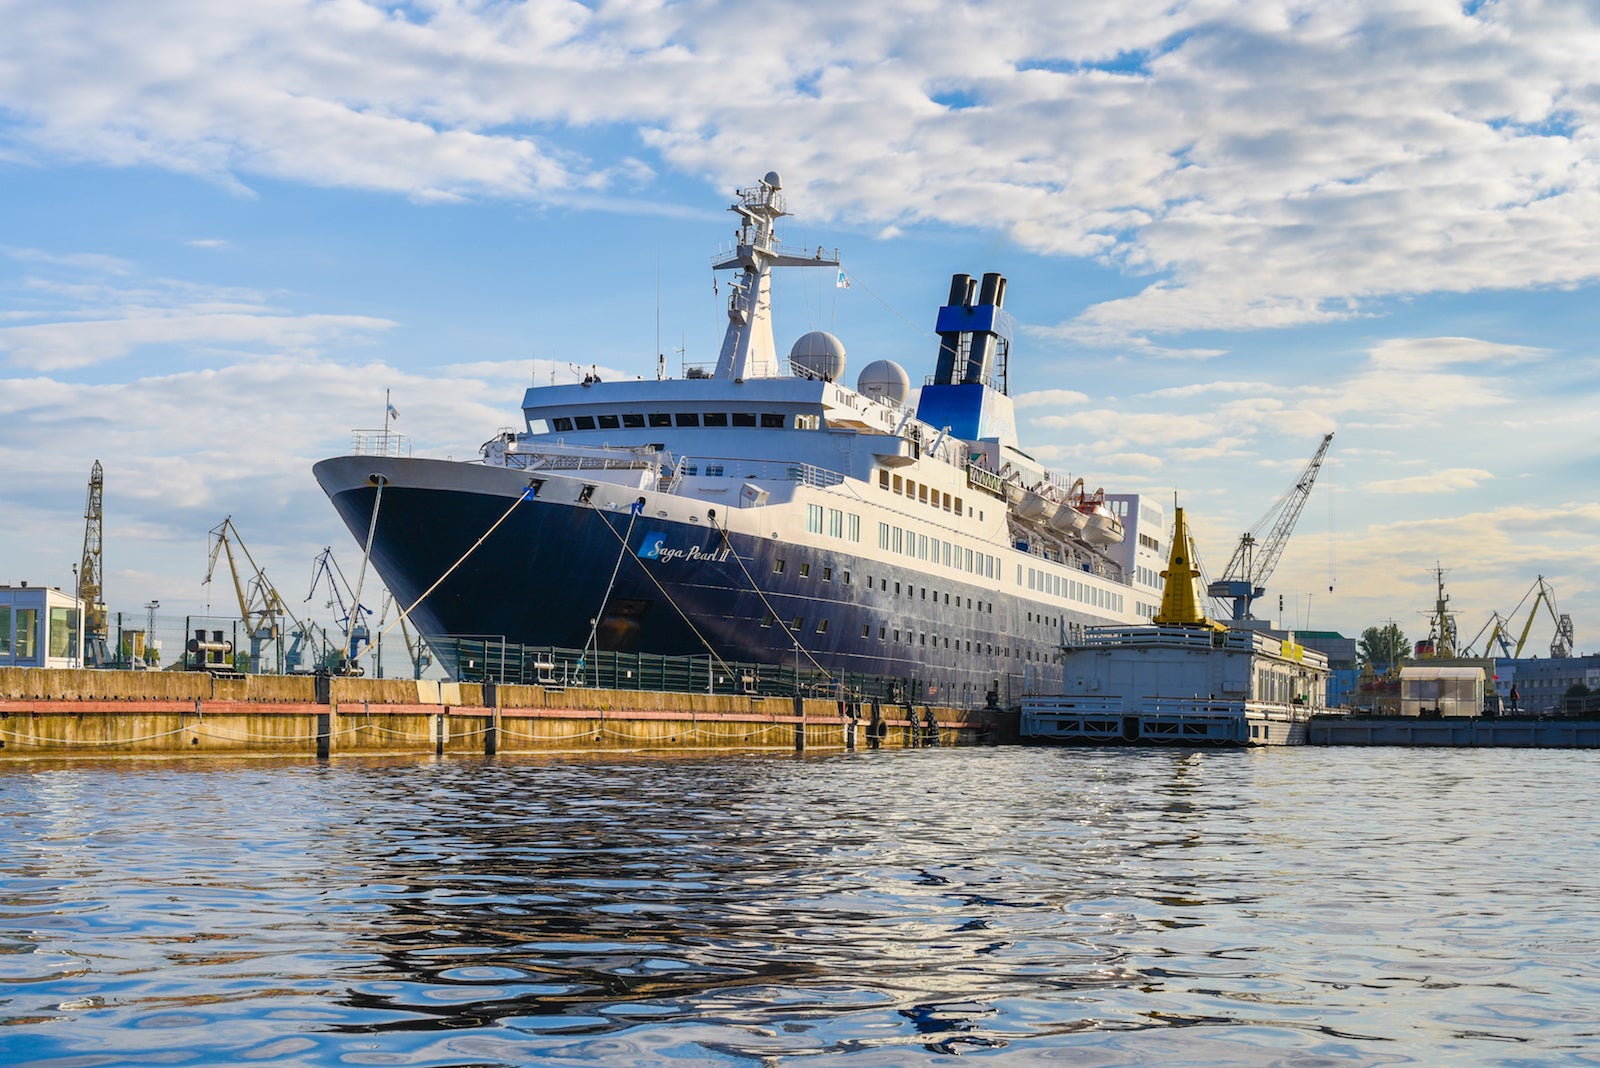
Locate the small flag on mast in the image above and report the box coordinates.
[387,402,399,420]
[836,269,850,290]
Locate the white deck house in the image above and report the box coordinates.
[1398,664,1487,717]
[1,584,85,670]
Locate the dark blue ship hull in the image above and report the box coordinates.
[321,476,1095,706]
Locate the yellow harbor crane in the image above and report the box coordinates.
[203,516,307,673]
[1463,575,1574,659]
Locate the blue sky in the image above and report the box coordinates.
[2,0,1597,657]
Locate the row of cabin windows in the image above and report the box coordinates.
[865,575,991,614]
[879,469,964,517]
[877,523,998,579]
[771,560,851,585]
[547,412,792,433]
[804,506,863,541]
[1021,565,1125,614]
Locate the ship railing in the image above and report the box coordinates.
[439,637,949,703]
[668,456,845,490]
[491,449,663,473]
[351,430,411,457]
[1076,626,1254,651]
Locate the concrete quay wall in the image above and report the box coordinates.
[0,668,993,759]
[1309,714,1600,748]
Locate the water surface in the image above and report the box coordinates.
[3,747,1598,1065]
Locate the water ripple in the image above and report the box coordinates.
[3,748,1599,1065]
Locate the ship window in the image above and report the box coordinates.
[943,492,951,511]
[792,616,804,631]
[879,469,890,489]
[795,413,820,430]
[774,559,785,574]
[552,417,574,432]
[648,413,672,427]
[733,412,757,427]
[954,497,963,515]
[761,613,774,627]
[828,508,843,538]
[823,566,833,581]
[760,413,786,428]
[682,464,698,476]
[893,629,900,642]
[598,414,620,429]
[574,415,596,430]
[703,412,729,427]
[799,563,811,578]
[848,514,860,542]
[623,413,646,428]
[918,485,928,504]
[674,413,700,427]
[895,582,901,595]
[706,464,724,476]
[879,627,886,640]
[806,504,823,533]
[816,619,828,633]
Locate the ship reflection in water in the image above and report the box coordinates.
[3,748,1598,1065]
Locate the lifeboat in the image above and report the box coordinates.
[1072,484,1125,547]
[1049,500,1088,535]
[1015,484,1059,524]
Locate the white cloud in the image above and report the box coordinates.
[1364,468,1496,495]
[1013,387,1089,408]
[2,0,1599,341]
[0,311,396,370]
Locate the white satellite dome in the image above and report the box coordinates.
[789,331,846,381]
[856,359,910,406]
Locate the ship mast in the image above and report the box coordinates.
[712,172,839,380]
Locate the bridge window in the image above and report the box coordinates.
[674,413,700,427]
[648,413,672,427]
[703,412,729,427]
[760,413,785,428]
[622,413,646,428]
[733,412,757,427]
[598,414,620,429]
[551,417,574,432]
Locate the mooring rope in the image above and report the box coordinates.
[587,502,740,682]
[343,475,385,661]
[711,521,835,682]
[359,481,538,665]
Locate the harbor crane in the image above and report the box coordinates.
[203,516,306,673]
[76,460,112,667]
[1463,575,1574,659]
[306,547,371,675]
[1207,432,1334,622]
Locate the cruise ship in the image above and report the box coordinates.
[314,172,1168,705]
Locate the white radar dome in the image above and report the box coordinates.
[789,331,846,381]
[856,359,910,406]
[763,170,783,189]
